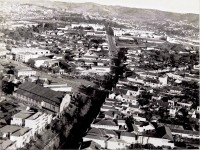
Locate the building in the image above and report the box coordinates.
[15,52,39,62]
[32,57,51,68]
[43,83,72,92]
[13,82,71,113]
[0,125,32,148]
[25,111,52,134]
[119,131,136,144]
[91,119,119,130]
[14,68,36,77]
[11,48,50,56]
[11,109,52,134]
[106,137,128,150]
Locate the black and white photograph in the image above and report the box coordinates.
[0,0,199,149]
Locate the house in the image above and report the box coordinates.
[91,119,119,130]
[159,75,168,85]
[133,115,147,122]
[0,139,17,150]
[169,107,177,117]
[43,59,59,68]
[127,76,144,84]
[13,82,71,113]
[170,128,200,139]
[80,140,101,150]
[177,102,192,108]
[43,83,72,92]
[0,125,32,148]
[156,126,174,141]
[15,52,39,63]
[144,78,161,88]
[133,121,155,134]
[14,68,36,77]
[106,137,128,150]
[137,136,174,148]
[32,57,51,68]
[116,85,140,97]
[169,86,182,95]
[100,106,116,112]
[10,127,32,148]
[139,72,158,80]
[11,48,50,56]
[25,111,52,134]
[103,110,121,120]
[10,109,52,134]
[91,66,110,74]
[166,73,183,80]
[83,135,108,149]
[119,131,136,144]
[117,119,127,129]
[10,110,34,126]
[87,127,117,138]
[197,106,200,113]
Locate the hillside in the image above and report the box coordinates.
[0,0,198,27]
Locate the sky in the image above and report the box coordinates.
[50,0,199,14]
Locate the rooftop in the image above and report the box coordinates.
[93,119,118,126]
[13,111,34,119]
[11,127,30,137]
[16,82,66,106]
[0,125,21,134]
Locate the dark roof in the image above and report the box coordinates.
[170,128,199,135]
[87,128,107,137]
[151,100,169,108]
[81,141,101,150]
[15,82,66,106]
[93,119,117,126]
[156,126,173,141]
[120,131,136,137]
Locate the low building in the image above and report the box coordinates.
[91,119,119,130]
[106,137,128,150]
[11,48,50,56]
[15,52,39,62]
[13,82,71,113]
[32,57,51,68]
[120,131,136,144]
[11,109,52,135]
[43,83,72,92]
[14,68,36,77]
[0,125,32,148]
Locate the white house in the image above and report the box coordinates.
[25,112,52,134]
[91,66,110,74]
[11,110,52,135]
[106,137,128,150]
[15,52,39,63]
[0,125,33,149]
[11,48,50,56]
[14,68,36,77]
[10,127,32,148]
[120,131,136,144]
[83,135,108,148]
[32,57,51,68]
[91,119,119,130]
[169,107,177,117]
[137,136,174,148]
[133,121,155,133]
[43,83,72,92]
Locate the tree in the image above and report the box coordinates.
[27,59,35,67]
[2,80,14,94]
